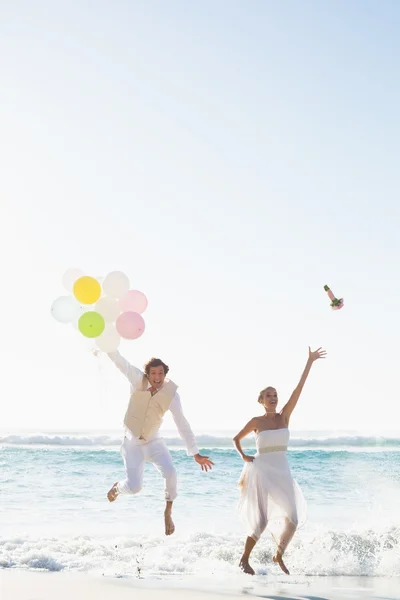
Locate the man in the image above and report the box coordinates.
[106,351,214,535]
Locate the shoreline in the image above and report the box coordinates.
[1,569,400,600]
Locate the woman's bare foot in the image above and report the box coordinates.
[273,548,290,575]
[239,557,255,575]
[164,511,175,535]
[107,482,119,502]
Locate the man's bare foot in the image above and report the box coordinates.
[164,511,175,536]
[239,558,255,575]
[273,549,290,575]
[107,482,119,502]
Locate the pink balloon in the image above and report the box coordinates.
[119,290,148,314]
[116,311,145,340]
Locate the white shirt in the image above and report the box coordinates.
[108,351,199,456]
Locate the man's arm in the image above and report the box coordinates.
[169,394,214,471]
[169,393,199,456]
[107,350,144,389]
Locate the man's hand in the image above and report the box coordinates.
[194,453,214,472]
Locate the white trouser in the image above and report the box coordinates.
[117,436,178,501]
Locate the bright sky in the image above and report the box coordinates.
[1,1,399,434]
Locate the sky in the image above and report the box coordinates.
[1,1,400,434]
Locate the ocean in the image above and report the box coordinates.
[1,429,400,590]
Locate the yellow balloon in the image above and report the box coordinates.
[73,276,101,305]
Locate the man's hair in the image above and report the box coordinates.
[144,358,169,377]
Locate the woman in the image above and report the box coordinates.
[233,346,326,575]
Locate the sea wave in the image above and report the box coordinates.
[1,526,399,577]
[1,432,400,449]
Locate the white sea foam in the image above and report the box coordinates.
[1,527,399,578]
[1,431,400,449]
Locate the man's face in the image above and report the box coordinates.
[148,366,166,390]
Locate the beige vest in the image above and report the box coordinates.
[124,376,178,441]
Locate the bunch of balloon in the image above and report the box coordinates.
[51,269,147,353]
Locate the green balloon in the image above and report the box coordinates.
[78,311,105,338]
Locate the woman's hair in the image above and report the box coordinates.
[258,386,276,403]
[144,357,169,377]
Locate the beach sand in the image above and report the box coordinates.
[1,570,399,600]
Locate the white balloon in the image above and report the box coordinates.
[51,296,76,324]
[103,271,130,299]
[95,296,120,322]
[62,268,85,292]
[95,324,121,353]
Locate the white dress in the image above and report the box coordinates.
[238,429,307,543]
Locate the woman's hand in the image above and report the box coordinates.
[308,347,327,362]
[242,454,255,463]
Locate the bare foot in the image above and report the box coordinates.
[239,558,255,575]
[107,482,119,502]
[164,511,175,536]
[273,550,290,575]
